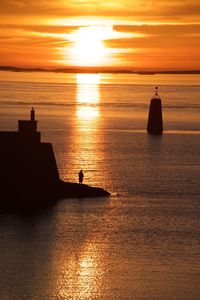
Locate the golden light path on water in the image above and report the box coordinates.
[76,73,100,120]
[55,238,106,298]
[62,73,105,186]
[74,73,102,186]
[55,74,108,298]
[63,73,102,184]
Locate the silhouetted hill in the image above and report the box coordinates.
[0,66,48,72]
[1,65,200,74]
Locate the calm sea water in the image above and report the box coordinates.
[0,71,199,299]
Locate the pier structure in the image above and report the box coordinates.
[0,109,59,203]
[0,109,109,208]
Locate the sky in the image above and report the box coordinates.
[0,0,200,71]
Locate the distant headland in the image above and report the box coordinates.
[1,66,200,75]
[0,109,110,209]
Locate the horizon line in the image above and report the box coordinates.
[0,65,200,75]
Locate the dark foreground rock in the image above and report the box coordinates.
[1,180,110,210]
[58,181,110,198]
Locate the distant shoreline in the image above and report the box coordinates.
[0,66,200,75]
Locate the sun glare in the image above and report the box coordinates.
[60,25,141,67]
[68,26,110,66]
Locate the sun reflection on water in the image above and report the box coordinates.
[55,237,106,299]
[76,106,99,120]
[53,74,109,298]
[76,73,100,121]
[63,73,104,186]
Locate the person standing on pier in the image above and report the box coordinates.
[78,170,84,184]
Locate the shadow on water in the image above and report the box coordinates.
[141,134,165,198]
[147,133,163,150]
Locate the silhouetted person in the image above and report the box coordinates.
[78,170,84,184]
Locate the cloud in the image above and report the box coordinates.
[0,1,199,69]
[0,0,200,23]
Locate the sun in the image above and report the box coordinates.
[63,25,138,67]
[68,26,110,66]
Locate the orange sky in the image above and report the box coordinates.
[0,0,200,71]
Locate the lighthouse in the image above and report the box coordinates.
[18,108,41,143]
[147,87,163,135]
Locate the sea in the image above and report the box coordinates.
[0,71,199,300]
